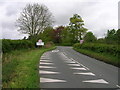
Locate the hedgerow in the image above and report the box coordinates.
[2,39,34,53]
[73,43,120,57]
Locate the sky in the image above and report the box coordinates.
[0,0,119,39]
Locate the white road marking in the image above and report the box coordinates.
[68,64,80,66]
[40,60,52,62]
[70,58,90,70]
[63,52,67,56]
[40,77,66,83]
[74,72,95,76]
[83,79,109,84]
[39,66,56,69]
[52,50,59,52]
[71,67,87,70]
[40,62,54,65]
[39,70,60,74]
[65,61,76,64]
[116,85,120,88]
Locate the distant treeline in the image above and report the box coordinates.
[32,26,120,46]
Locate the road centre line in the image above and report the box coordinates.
[61,52,90,70]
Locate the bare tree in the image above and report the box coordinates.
[16,3,54,37]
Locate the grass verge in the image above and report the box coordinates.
[73,48,119,67]
[2,46,56,88]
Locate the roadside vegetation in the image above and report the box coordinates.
[2,45,55,88]
[73,43,119,67]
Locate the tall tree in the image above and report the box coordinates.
[16,3,53,39]
[69,14,87,43]
[83,32,97,43]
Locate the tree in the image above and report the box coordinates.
[69,14,87,43]
[116,29,120,44]
[52,26,64,43]
[61,26,73,45]
[39,27,54,43]
[16,3,53,39]
[105,29,116,44]
[83,32,97,43]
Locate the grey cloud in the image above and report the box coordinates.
[0,0,118,39]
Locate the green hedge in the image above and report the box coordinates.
[73,43,120,57]
[2,39,34,53]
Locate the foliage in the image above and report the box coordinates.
[73,43,120,67]
[73,48,119,67]
[2,39,34,53]
[2,47,56,88]
[73,43,120,57]
[83,32,97,43]
[52,26,64,43]
[105,29,120,44]
[39,27,54,43]
[44,41,55,48]
[61,26,74,46]
[69,14,87,42]
[16,3,53,38]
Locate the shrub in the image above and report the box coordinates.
[2,39,34,53]
[44,41,55,48]
[73,43,120,57]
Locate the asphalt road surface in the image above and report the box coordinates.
[39,46,119,89]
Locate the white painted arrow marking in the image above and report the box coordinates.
[74,72,95,76]
[39,70,60,74]
[71,67,87,70]
[39,66,56,69]
[83,79,109,84]
[52,50,59,52]
[40,77,66,83]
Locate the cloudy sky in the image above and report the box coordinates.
[0,0,119,39]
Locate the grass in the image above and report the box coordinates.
[2,47,56,88]
[73,48,119,67]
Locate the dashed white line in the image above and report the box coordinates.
[40,62,54,65]
[65,61,76,64]
[74,72,95,76]
[83,79,109,84]
[70,58,90,70]
[39,66,56,69]
[68,64,80,66]
[40,77,66,83]
[40,60,52,62]
[39,70,60,74]
[71,67,87,70]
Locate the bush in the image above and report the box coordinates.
[73,43,120,57]
[44,41,55,48]
[2,39,34,53]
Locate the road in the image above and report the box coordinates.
[39,46,119,89]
